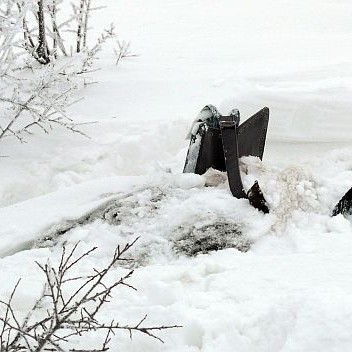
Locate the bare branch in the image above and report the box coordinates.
[0,239,180,351]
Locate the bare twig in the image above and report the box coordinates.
[0,240,180,351]
[114,40,138,65]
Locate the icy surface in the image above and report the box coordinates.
[1,0,352,351]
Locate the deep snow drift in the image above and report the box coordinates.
[1,0,352,351]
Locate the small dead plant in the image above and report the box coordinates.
[0,239,180,351]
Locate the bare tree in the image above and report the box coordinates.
[0,240,180,351]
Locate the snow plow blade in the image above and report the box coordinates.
[183,106,269,213]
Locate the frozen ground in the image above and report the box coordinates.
[1,0,352,351]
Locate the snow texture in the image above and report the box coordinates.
[1,0,352,351]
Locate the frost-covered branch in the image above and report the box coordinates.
[79,23,115,73]
[0,62,86,143]
[114,39,137,65]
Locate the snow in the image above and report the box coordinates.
[1,0,352,351]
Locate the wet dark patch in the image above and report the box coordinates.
[173,221,251,256]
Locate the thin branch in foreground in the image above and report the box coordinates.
[0,239,181,351]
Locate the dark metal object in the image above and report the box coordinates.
[219,115,247,199]
[238,108,269,161]
[247,181,269,214]
[332,187,352,217]
[183,106,269,213]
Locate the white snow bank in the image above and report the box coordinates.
[0,175,145,257]
[2,0,352,206]
[0,172,208,258]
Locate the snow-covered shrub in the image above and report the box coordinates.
[0,61,85,143]
[0,0,116,145]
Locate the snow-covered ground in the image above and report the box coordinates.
[1,0,352,351]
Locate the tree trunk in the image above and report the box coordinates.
[82,0,91,48]
[36,0,50,64]
[76,0,85,53]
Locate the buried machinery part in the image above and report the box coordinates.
[183,106,269,213]
[332,187,352,217]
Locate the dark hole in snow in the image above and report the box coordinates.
[173,222,251,256]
